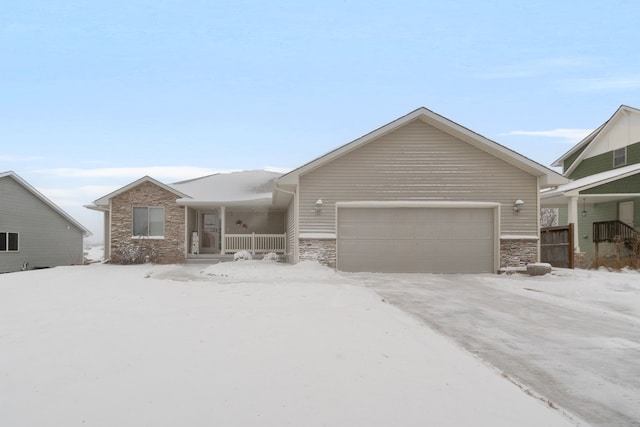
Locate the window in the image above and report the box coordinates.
[132,207,164,237]
[0,232,19,252]
[613,147,626,168]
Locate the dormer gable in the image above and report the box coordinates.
[552,105,640,179]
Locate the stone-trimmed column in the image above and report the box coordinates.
[500,238,538,268]
[298,238,336,268]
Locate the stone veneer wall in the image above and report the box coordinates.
[500,239,538,267]
[110,181,186,264]
[298,238,336,268]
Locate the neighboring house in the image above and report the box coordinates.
[542,105,640,267]
[0,171,91,273]
[89,107,566,273]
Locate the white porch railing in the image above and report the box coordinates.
[224,233,286,254]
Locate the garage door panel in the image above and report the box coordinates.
[337,206,495,273]
[340,239,423,259]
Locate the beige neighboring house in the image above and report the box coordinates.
[88,107,567,273]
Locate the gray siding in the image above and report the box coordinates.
[299,119,539,236]
[286,199,296,263]
[0,176,84,273]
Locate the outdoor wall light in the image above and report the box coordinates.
[314,199,324,214]
[513,199,524,214]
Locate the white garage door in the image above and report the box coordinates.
[337,206,495,273]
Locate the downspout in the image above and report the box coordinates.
[537,176,541,263]
[274,181,297,264]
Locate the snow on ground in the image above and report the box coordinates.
[83,245,104,263]
[482,267,640,322]
[0,261,573,427]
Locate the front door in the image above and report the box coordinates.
[619,201,634,227]
[200,211,219,254]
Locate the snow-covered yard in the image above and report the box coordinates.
[0,261,576,427]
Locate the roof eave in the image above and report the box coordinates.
[92,176,190,205]
[176,197,275,208]
[558,105,640,175]
[1,171,92,237]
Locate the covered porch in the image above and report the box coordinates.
[541,165,640,267]
[169,170,288,261]
[183,205,286,259]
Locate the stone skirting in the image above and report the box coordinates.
[299,238,336,268]
[500,239,538,268]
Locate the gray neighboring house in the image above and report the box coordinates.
[0,171,91,273]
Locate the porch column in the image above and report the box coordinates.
[568,196,580,253]
[220,206,226,255]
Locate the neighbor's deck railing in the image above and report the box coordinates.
[224,233,286,254]
[593,220,637,244]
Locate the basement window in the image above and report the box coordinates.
[0,232,19,252]
[613,147,627,168]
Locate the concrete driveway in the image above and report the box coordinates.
[347,272,640,427]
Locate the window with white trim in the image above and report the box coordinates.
[0,232,19,252]
[613,147,626,168]
[132,207,164,237]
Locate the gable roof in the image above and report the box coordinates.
[551,105,640,174]
[90,176,190,208]
[276,107,567,188]
[0,171,91,237]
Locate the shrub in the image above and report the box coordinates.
[262,252,279,262]
[114,242,158,264]
[233,250,253,261]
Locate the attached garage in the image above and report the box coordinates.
[336,202,499,273]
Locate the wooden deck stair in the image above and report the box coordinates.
[593,220,640,252]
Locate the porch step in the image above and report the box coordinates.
[185,258,223,265]
[185,254,287,265]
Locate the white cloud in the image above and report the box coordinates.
[37,185,120,203]
[34,166,237,181]
[505,128,592,144]
[564,76,640,91]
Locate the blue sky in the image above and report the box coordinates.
[2,0,639,240]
